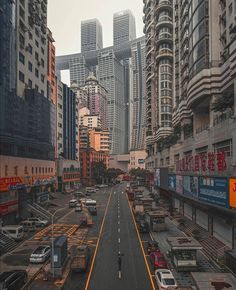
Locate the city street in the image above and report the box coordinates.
[86,183,154,290]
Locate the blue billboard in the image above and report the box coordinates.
[183,176,198,198]
[168,174,176,191]
[198,177,228,208]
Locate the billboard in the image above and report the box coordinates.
[154,169,160,187]
[176,175,183,194]
[198,177,228,208]
[168,174,176,191]
[183,176,198,198]
[229,178,236,208]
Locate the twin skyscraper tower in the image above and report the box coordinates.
[56,10,146,155]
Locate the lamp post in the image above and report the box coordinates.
[50,207,66,279]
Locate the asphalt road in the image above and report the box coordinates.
[87,183,154,290]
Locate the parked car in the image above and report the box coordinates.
[138,220,149,233]
[69,199,78,208]
[30,246,51,263]
[147,240,159,254]
[150,251,168,270]
[154,269,178,290]
[87,206,97,216]
[86,187,96,194]
[26,217,48,227]
[0,270,27,290]
[1,225,24,241]
[75,203,82,212]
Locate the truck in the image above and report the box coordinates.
[70,245,90,272]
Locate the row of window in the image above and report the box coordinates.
[4,165,53,177]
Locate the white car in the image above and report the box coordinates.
[30,246,51,263]
[27,217,48,227]
[154,269,178,290]
[75,203,82,212]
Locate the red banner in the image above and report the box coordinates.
[0,200,18,216]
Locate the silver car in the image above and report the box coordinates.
[30,246,51,263]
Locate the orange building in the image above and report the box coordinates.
[47,28,56,104]
[89,128,110,152]
[80,149,109,186]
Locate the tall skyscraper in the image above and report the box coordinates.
[81,19,103,53]
[143,0,174,167]
[131,36,146,150]
[113,10,136,46]
[56,11,146,155]
[98,49,126,154]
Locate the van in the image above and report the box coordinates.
[1,225,24,241]
[69,199,78,208]
[85,199,96,207]
[20,220,36,232]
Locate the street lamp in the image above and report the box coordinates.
[50,207,66,279]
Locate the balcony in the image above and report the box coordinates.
[155,0,173,15]
[156,16,173,30]
[156,32,173,45]
[156,48,173,61]
[146,46,154,57]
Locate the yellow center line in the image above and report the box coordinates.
[84,190,112,290]
[126,193,156,290]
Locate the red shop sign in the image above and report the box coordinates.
[176,151,227,173]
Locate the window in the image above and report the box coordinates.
[14,166,18,176]
[41,74,45,83]
[28,31,32,39]
[28,61,32,72]
[19,52,25,64]
[35,84,39,91]
[19,71,25,82]
[41,58,44,67]
[35,39,39,47]
[28,44,32,54]
[213,139,232,157]
[35,68,39,77]
[32,167,34,174]
[5,165,8,177]
[41,47,45,55]
[35,51,39,61]
[28,79,32,88]
[19,33,25,46]
[41,90,44,96]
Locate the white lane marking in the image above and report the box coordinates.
[118,221,120,225]
[118,238,121,243]
[118,228,120,233]
[122,192,123,194]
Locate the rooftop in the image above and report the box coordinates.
[167,237,202,250]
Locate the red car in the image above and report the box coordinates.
[150,251,168,270]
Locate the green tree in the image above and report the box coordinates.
[91,161,107,183]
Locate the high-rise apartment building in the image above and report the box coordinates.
[131,36,146,150]
[81,18,103,53]
[143,0,174,168]
[17,0,48,98]
[113,10,136,46]
[144,0,236,250]
[56,77,64,158]
[80,73,108,130]
[89,128,110,152]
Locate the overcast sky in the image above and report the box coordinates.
[47,0,144,56]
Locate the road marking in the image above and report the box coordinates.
[118,270,122,279]
[149,232,154,241]
[118,221,120,225]
[84,190,112,290]
[126,195,156,290]
[118,228,120,233]
[118,238,121,243]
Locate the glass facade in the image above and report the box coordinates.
[188,0,209,78]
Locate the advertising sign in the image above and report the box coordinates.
[183,176,198,198]
[176,175,183,194]
[0,200,18,216]
[198,177,228,208]
[168,175,176,191]
[138,159,145,164]
[229,178,236,208]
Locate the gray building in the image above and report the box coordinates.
[81,18,103,53]
[113,10,136,46]
[130,36,146,150]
